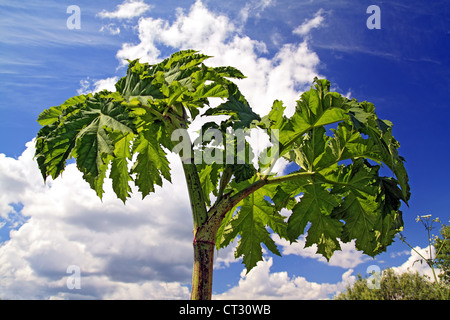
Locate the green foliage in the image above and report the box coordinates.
[397,215,450,299]
[334,269,448,300]
[217,78,410,270]
[434,224,450,284]
[35,92,136,200]
[219,178,286,271]
[35,49,410,277]
[35,50,254,203]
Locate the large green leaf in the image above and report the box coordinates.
[287,183,343,259]
[35,92,136,198]
[274,78,349,155]
[131,125,171,199]
[115,59,165,105]
[37,94,90,126]
[314,122,381,170]
[110,132,134,202]
[197,163,220,207]
[287,126,328,172]
[220,77,410,270]
[259,100,286,133]
[318,159,404,256]
[325,159,381,255]
[203,82,260,129]
[218,180,286,271]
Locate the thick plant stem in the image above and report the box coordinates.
[181,160,213,300]
[186,170,317,300]
[184,159,315,299]
[189,200,223,300]
[190,240,215,300]
[183,162,208,229]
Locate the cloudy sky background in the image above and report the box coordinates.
[1,0,449,299]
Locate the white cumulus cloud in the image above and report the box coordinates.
[273,234,370,269]
[98,0,151,20]
[293,9,326,37]
[77,77,119,95]
[391,246,442,281]
[115,0,322,116]
[0,141,192,299]
[214,257,356,300]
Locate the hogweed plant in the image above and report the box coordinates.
[399,214,449,299]
[34,50,410,300]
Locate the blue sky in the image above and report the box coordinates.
[0,0,449,299]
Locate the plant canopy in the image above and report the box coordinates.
[35,50,410,299]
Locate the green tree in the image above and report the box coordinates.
[34,50,410,300]
[335,269,447,300]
